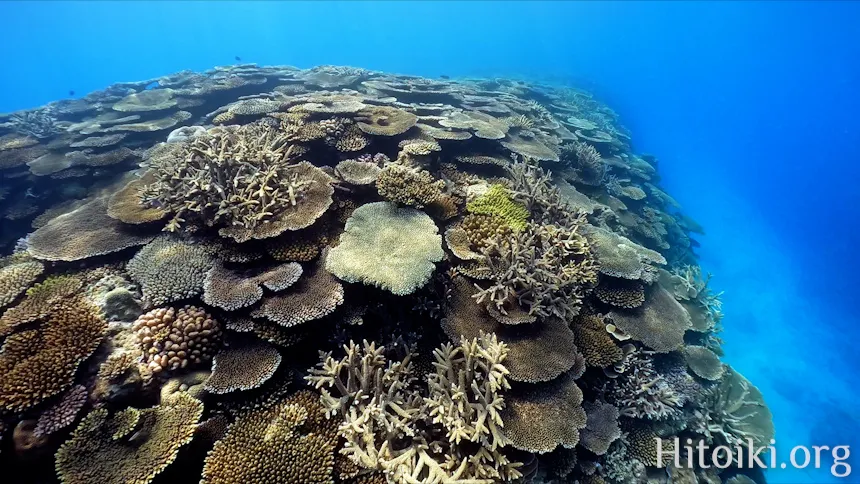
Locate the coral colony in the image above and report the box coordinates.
[0,65,773,483]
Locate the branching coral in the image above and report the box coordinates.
[306,335,523,483]
[55,392,203,484]
[0,295,105,413]
[142,123,334,242]
[376,164,445,208]
[132,305,222,374]
[326,201,444,295]
[471,221,598,320]
[561,140,605,186]
[602,348,685,420]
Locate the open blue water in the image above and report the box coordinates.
[1,2,857,482]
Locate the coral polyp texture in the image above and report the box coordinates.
[0,64,767,484]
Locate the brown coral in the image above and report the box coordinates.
[253,255,344,327]
[500,371,587,454]
[0,260,43,310]
[580,401,621,455]
[106,171,167,224]
[608,286,692,353]
[683,345,724,381]
[375,164,445,208]
[202,261,303,311]
[0,295,105,413]
[204,341,282,394]
[355,106,418,136]
[55,392,203,484]
[127,235,218,308]
[0,274,83,337]
[571,314,624,368]
[34,384,88,437]
[132,305,222,374]
[200,395,336,484]
[594,277,646,309]
[27,198,156,262]
[442,277,580,383]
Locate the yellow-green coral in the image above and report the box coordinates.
[55,393,203,484]
[466,184,529,231]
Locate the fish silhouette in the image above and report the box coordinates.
[69,90,75,96]
[235,56,242,62]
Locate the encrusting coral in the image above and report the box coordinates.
[326,201,444,296]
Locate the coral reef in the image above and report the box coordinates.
[0,65,771,484]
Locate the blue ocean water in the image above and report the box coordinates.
[1,1,857,482]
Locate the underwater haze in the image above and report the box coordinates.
[1,1,859,483]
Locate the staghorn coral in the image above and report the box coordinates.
[500,371,587,454]
[27,198,156,262]
[202,260,303,311]
[142,123,334,242]
[561,140,605,186]
[603,348,685,420]
[0,295,105,413]
[326,201,444,295]
[0,260,43,310]
[443,276,581,383]
[253,254,344,327]
[127,235,218,307]
[376,164,445,208]
[204,341,282,394]
[55,392,203,484]
[306,335,523,483]
[683,345,724,381]
[580,401,621,455]
[471,221,598,320]
[200,395,336,484]
[466,184,529,231]
[0,274,83,337]
[132,305,222,374]
[608,286,692,353]
[34,384,88,437]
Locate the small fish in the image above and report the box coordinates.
[235,56,242,62]
[68,90,75,96]
[439,75,450,79]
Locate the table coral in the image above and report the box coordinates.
[326,201,444,295]
[55,392,203,484]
